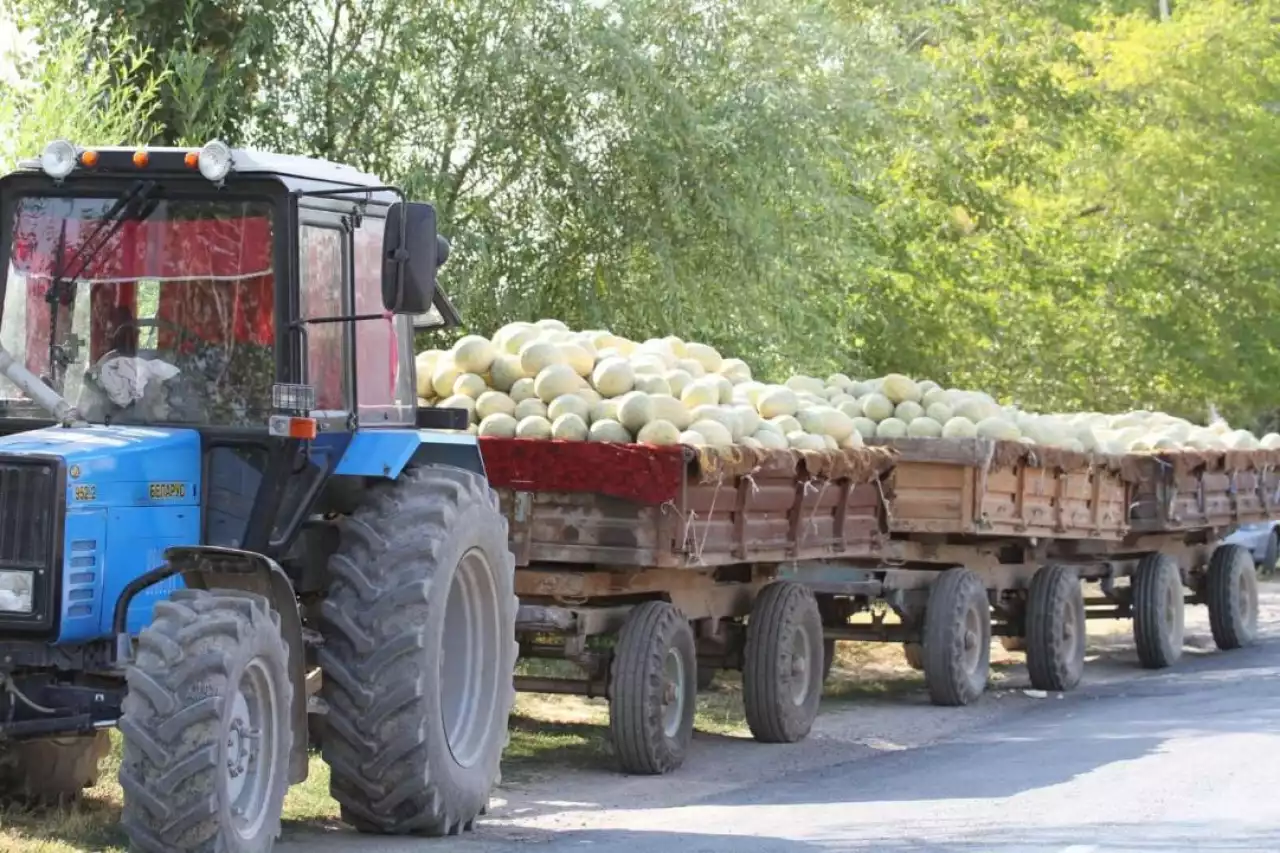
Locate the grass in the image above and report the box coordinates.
[0,607,1135,852]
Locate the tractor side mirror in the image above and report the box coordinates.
[382,201,449,315]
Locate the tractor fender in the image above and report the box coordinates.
[332,428,485,480]
[120,546,311,785]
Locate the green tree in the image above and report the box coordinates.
[252,0,919,380]
[6,0,289,145]
[0,18,167,169]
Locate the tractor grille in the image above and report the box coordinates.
[0,460,57,570]
[0,457,61,632]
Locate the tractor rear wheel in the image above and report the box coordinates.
[320,465,517,836]
[0,732,110,802]
[119,588,292,853]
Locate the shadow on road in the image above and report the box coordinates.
[700,641,1280,808]
[450,822,1280,852]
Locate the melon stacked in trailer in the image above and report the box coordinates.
[418,319,1280,455]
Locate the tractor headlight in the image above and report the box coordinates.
[0,570,33,614]
[197,140,233,182]
[40,140,77,180]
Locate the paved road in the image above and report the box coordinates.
[282,637,1280,853]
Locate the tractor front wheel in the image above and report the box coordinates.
[119,588,292,853]
[320,465,517,836]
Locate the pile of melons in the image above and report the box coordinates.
[416,320,1280,453]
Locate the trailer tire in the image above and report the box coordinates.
[743,581,824,744]
[120,589,292,853]
[922,568,990,706]
[903,642,925,670]
[1132,552,1185,669]
[1025,565,1086,692]
[1206,544,1259,651]
[609,601,697,775]
[0,731,110,802]
[320,465,517,835]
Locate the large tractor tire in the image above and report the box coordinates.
[120,589,293,853]
[319,465,517,836]
[0,731,111,802]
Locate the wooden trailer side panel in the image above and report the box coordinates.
[887,458,1127,539]
[497,471,883,569]
[1128,467,1280,531]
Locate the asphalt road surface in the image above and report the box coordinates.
[281,637,1280,853]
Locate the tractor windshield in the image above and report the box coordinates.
[0,194,276,426]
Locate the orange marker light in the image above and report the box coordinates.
[286,417,318,440]
[80,150,99,167]
[132,150,150,168]
[184,151,199,169]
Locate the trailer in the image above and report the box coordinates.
[479,437,894,774]
[786,438,1274,702]
[478,436,1276,775]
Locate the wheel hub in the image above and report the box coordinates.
[441,548,503,769]
[224,657,280,841]
[788,627,812,706]
[962,607,982,673]
[1060,598,1078,652]
[226,717,258,781]
[661,647,686,739]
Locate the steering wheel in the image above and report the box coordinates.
[107,317,200,356]
[93,316,228,376]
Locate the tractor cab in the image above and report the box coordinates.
[0,139,454,436]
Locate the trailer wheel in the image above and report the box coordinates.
[1206,544,1259,651]
[0,731,110,802]
[120,589,292,853]
[743,581,824,744]
[1132,552,1185,669]
[922,568,990,706]
[320,465,517,835]
[609,600,697,774]
[903,642,925,671]
[1025,565,1086,692]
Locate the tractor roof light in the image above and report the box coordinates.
[197,140,233,182]
[40,140,77,180]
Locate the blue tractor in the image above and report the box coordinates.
[0,140,517,851]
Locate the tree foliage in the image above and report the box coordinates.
[3,0,1278,422]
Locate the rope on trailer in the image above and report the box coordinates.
[799,477,831,547]
[661,499,701,561]
[873,475,894,526]
[693,476,725,565]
